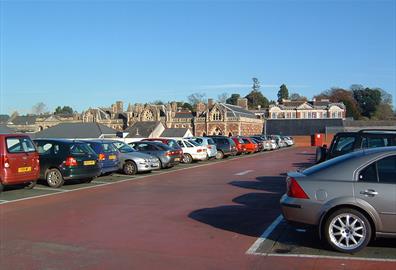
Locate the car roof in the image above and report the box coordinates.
[302,146,396,180]
[34,138,81,144]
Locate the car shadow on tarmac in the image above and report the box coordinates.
[188,176,285,237]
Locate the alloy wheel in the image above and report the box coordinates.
[328,213,367,251]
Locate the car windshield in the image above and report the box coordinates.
[113,142,135,153]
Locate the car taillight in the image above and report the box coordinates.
[98,153,105,160]
[207,145,212,149]
[65,157,78,166]
[197,149,203,153]
[4,156,10,168]
[287,177,309,199]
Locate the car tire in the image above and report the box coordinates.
[215,151,224,160]
[25,181,37,189]
[85,177,95,183]
[183,154,193,164]
[123,161,137,175]
[324,208,372,254]
[46,168,64,188]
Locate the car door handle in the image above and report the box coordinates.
[360,189,378,197]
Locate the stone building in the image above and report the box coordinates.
[268,99,346,119]
[82,99,263,136]
[7,114,81,133]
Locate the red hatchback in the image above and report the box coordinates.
[0,134,40,192]
[231,137,247,155]
[240,137,259,154]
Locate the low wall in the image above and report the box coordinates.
[292,134,335,147]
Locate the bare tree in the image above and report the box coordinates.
[217,92,229,103]
[187,92,206,106]
[32,102,47,115]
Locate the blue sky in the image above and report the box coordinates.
[1,0,395,114]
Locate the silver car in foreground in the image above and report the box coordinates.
[280,147,396,253]
[111,141,160,175]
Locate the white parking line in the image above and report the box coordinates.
[246,215,396,263]
[266,253,396,262]
[33,187,68,192]
[234,170,254,176]
[91,180,111,184]
[0,200,9,203]
[246,215,283,255]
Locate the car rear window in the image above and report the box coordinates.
[155,143,171,151]
[102,143,117,153]
[207,138,215,145]
[168,140,181,150]
[6,137,36,153]
[70,143,95,155]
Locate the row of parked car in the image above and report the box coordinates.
[0,134,293,191]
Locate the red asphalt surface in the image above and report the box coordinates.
[0,147,394,270]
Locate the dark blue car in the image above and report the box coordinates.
[82,140,120,175]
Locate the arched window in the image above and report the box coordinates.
[212,109,222,121]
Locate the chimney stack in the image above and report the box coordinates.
[237,98,248,110]
[196,102,206,114]
[208,99,214,109]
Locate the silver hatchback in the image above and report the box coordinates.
[280,147,396,253]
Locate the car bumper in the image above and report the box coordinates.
[207,149,217,158]
[100,165,120,174]
[62,166,101,180]
[280,194,321,226]
[137,162,160,172]
[191,153,208,161]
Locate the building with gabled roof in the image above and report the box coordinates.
[268,99,346,119]
[160,128,193,138]
[31,123,118,139]
[124,122,165,139]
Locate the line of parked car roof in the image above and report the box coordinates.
[0,133,294,192]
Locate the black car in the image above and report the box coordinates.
[206,136,238,159]
[316,129,396,163]
[34,139,101,188]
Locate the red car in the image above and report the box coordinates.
[0,134,40,192]
[240,137,259,154]
[231,137,247,155]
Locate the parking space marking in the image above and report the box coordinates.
[234,170,254,176]
[265,253,396,262]
[91,180,112,184]
[0,200,9,203]
[246,215,283,255]
[33,187,68,192]
[246,215,396,263]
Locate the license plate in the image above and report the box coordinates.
[109,155,116,160]
[18,167,32,173]
[84,160,96,166]
[174,158,180,162]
